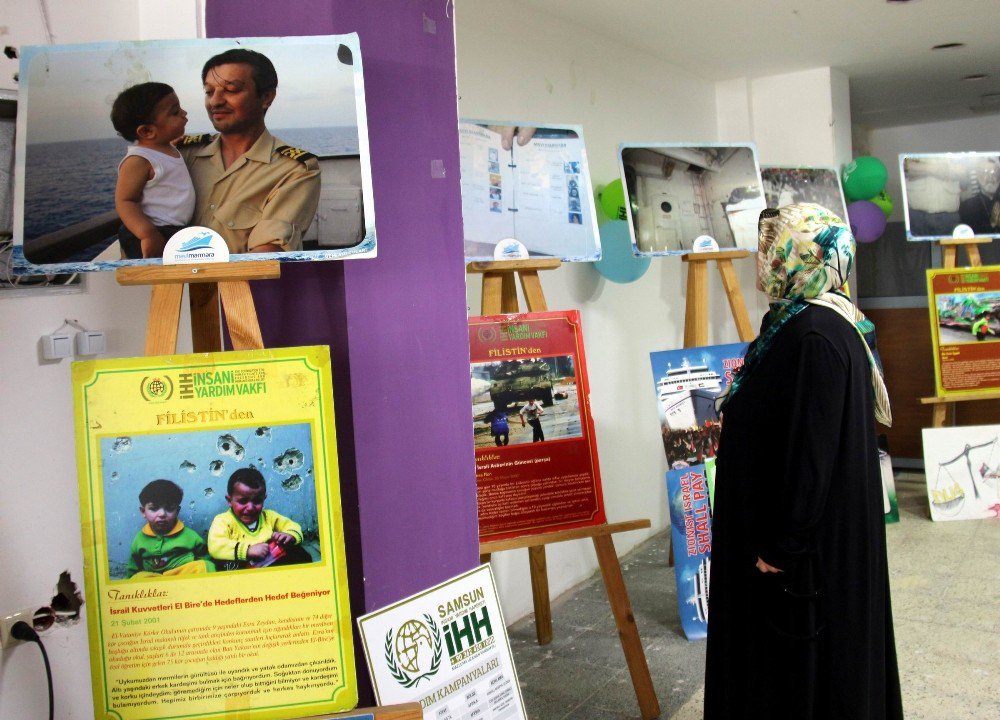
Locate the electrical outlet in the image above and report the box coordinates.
[41,333,73,360]
[1,608,33,649]
[75,330,106,356]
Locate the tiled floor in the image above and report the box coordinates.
[508,475,1000,719]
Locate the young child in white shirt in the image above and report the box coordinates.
[110,82,196,258]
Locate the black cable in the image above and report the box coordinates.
[11,621,53,720]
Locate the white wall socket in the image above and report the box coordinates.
[75,330,106,356]
[0,608,34,649]
[41,333,73,360]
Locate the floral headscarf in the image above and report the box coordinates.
[756,203,854,301]
[720,203,891,426]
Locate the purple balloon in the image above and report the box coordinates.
[846,200,887,243]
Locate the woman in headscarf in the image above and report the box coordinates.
[704,203,903,720]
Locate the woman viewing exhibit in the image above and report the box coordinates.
[704,203,903,719]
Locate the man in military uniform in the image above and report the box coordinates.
[178,48,320,254]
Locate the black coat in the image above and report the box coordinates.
[704,306,903,720]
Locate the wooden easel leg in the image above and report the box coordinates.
[717,259,755,342]
[593,534,660,720]
[932,403,949,428]
[528,545,553,645]
[480,270,520,315]
[519,271,548,312]
[477,265,559,647]
[500,272,519,313]
[942,246,957,269]
[966,244,983,267]
[189,282,222,352]
[219,281,265,350]
[481,273,504,316]
[683,261,709,347]
[145,284,184,356]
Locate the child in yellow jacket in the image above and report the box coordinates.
[208,467,310,570]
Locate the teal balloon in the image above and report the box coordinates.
[842,156,888,201]
[871,190,893,218]
[593,220,650,283]
[599,179,628,221]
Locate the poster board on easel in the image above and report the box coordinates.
[923,263,1000,428]
[70,261,372,720]
[466,259,660,720]
[926,264,1000,398]
[470,309,606,541]
[73,343,360,718]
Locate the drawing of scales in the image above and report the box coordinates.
[930,436,1000,518]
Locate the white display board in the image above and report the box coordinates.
[358,565,527,720]
[460,119,601,262]
[618,143,765,256]
[922,424,1000,521]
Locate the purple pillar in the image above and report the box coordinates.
[207,0,478,638]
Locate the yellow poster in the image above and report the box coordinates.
[72,346,356,720]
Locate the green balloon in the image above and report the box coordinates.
[599,179,628,221]
[871,190,893,218]
[842,156,888,201]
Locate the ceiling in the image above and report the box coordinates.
[521,0,1000,128]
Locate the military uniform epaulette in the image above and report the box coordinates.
[177,133,212,146]
[275,145,317,163]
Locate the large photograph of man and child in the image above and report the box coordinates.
[13,34,375,275]
[100,423,321,581]
[901,152,1000,240]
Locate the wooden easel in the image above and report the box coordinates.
[938,236,991,270]
[467,259,660,720]
[116,261,282,354]
[116,261,424,720]
[680,250,756,346]
[921,237,1000,427]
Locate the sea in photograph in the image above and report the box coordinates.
[23,126,360,241]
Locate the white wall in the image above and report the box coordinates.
[715,78,752,141]
[0,3,198,719]
[830,69,853,168]
[719,66,853,170]
[749,68,840,166]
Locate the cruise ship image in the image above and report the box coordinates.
[657,361,723,430]
[690,557,711,624]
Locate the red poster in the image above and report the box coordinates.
[469,311,606,541]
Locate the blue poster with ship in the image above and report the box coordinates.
[650,342,747,640]
[649,342,748,468]
[666,460,715,641]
